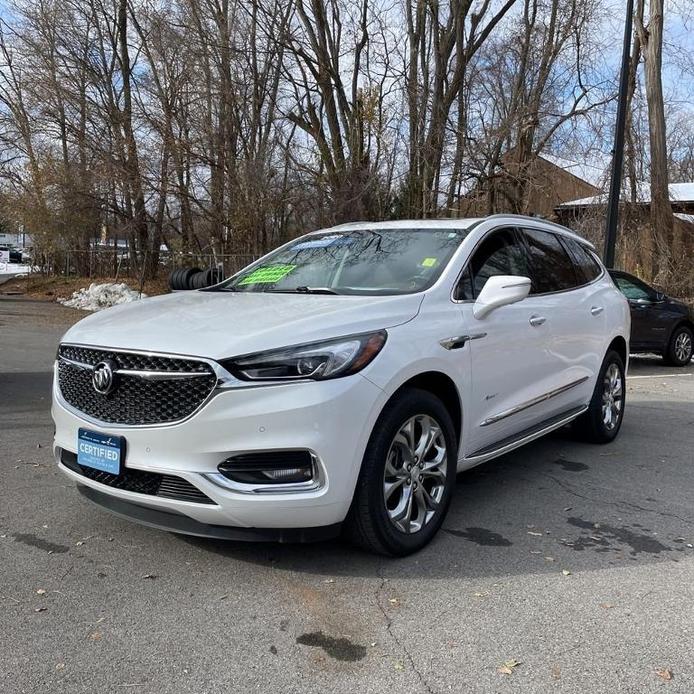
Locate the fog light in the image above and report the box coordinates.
[217,451,314,486]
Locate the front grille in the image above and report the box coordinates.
[57,345,218,425]
[61,450,215,504]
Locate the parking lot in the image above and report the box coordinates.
[1,295,693,693]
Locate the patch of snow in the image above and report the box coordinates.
[58,282,147,312]
[539,153,609,189]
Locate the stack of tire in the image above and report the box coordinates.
[169,267,224,291]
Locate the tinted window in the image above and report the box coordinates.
[521,228,577,293]
[613,275,652,301]
[458,228,530,300]
[563,238,602,284]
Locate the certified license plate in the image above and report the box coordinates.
[77,429,124,475]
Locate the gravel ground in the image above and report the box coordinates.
[1,296,693,694]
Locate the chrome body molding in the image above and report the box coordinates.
[480,376,590,427]
[203,453,325,495]
[463,405,588,466]
[439,332,487,350]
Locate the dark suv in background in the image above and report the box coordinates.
[610,270,693,366]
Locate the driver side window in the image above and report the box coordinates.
[456,228,529,300]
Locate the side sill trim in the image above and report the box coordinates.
[464,405,588,464]
[481,376,589,426]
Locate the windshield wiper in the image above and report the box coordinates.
[265,286,339,295]
[294,286,339,295]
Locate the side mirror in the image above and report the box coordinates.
[473,275,531,320]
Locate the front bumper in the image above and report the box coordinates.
[52,372,386,533]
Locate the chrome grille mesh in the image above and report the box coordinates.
[57,345,218,425]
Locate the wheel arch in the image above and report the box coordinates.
[667,318,694,344]
[387,371,462,447]
[607,335,628,366]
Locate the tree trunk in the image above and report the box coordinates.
[637,0,673,283]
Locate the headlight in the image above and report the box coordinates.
[221,331,387,381]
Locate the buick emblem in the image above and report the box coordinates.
[92,360,117,395]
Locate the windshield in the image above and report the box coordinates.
[219,228,469,295]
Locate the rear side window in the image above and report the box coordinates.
[563,237,602,284]
[521,228,577,294]
[458,228,530,300]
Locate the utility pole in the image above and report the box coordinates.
[604,0,635,268]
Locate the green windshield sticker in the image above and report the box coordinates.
[421,257,438,268]
[238,264,296,285]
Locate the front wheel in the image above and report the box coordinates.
[345,388,457,556]
[664,325,693,366]
[574,350,626,444]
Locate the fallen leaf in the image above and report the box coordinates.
[89,632,102,641]
[141,574,157,580]
[551,664,561,680]
[527,531,543,537]
[655,668,673,682]
[600,603,614,609]
[36,589,46,595]
[388,598,399,605]
[75,541,84,547]
[55,663,65,671]
[473,592,489,598]
[563,507,572,512]
[394,661,405,670]
[323,579,335,584]
[498,659,521,675]
[34,607,47,613]
[544,556,555,562]
[562,569,572,576]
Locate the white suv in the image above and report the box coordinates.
[52,215,630,555]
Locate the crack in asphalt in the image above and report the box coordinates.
[374,565,435,694]
[539,473,694,527]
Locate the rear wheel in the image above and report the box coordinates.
[574,350,625,444]
[664,325,693,366]
[346,389,457,556]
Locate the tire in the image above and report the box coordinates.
[169,268,185,290]
[183,267,201,290]
[664,325,693,367]
[574,350,625,444]
[191,270,207,289]
[345,388,457,556]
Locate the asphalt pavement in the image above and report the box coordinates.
[1,295,693,693]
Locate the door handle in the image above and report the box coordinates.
[529,315,546,327]
[590,306,604,316]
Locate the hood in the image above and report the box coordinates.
[61,290,424,359]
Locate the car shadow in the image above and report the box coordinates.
[178,396,694,580]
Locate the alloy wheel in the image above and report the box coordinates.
[674,331,692,363]
[383,414,448,534]
[601,362,623,431]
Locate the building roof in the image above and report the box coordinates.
[558,182,694,208]
[539,153,608,189]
